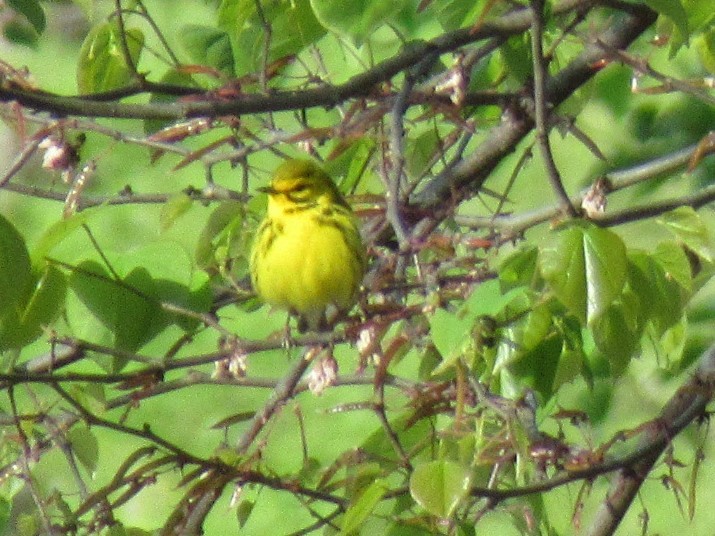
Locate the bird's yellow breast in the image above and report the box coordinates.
[251,202,364,326]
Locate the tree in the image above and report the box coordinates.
[0,0,714,534]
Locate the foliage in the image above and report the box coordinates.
[0,0,715,534]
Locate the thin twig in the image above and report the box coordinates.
[530,0,577,216]
[454,141,709,233]
[414,3,657,210]
[584,344,715,536]
[135,1,181,66]
[0,128,46,187]
[605,47,715,107]
[8,386,58,535]
[112,0,142,85]
[253,0,272,94]
[51,382,210,466]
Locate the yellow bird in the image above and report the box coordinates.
[250,159,366,332]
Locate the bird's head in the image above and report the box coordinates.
[258,159,348,210]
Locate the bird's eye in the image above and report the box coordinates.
[293,184,308,192]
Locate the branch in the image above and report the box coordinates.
[162,346,322,532]
[607,47,715,107]
[585,343,715,536]
[454,141,711,234]
[413,3,657,211]
[0,0,593,120]
[530,0,577,216]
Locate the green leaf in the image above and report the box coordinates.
[410,460,471,518]
[553,328,585,388]
[652,241,692,291]
[644,0,689,44]
[68,241,209,359]
[345,461,383,502]
[464,278,525,318]
[405,129,442,179]
[196,202,249,269]
[160,193,194,232]
[656,313,687,370]
[270,0,326,59]
[236,499,255,529]
[657,206,714,262]
[69,383,106,416]
[31,210,92,270]
[180,25,234,76]
[502,316,580,400]
[428,307,472,373]
[520,304,553,351]
[24,266,67,329]
[118,267,159,351]
[7,0,46,34]
[362,413,430,464]
[109,524,153,536]
[430,280,525,375]
[218,0,255,36]
[218,0,324,75]
[326,137,376,195]
[499,34,532,84]
[2,18,39,47]
[68,425,99,474]
[77,22,145,94]
[0,214,33,321]
[0,497,9,532]
[16,513,37,536]
[694,27,715,74]
[341,479,387,534]
[627,252,685,337]
[499,245,539,292]
[426,0,486,31]
[217,1,261,76]
[591,295,641,377]
[310,0,407,42]
[0,265,67,350]
[68,261,157,362]
[155,271,212,332]
[539,224,627,325]
[215,446,242,466]
[68,261,119,329]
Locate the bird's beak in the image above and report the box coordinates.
[256,185,276,194]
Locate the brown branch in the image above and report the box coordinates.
[530,0,577,216]
[591,183,715,226]
[584,344,715,536]
[454,141,712,234]
[413,3,657,212]
[7,387,57,535]
[0,0,595,120]
[51,382,212,467]
[606,47,715,107]
[162,346,322,532]
[367,345,715,509]
[112,0,142,86]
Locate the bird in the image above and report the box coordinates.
[250,159,367,332]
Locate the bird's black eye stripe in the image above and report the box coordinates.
[294,184,307,192]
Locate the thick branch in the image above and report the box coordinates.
[584,344,715,536]
[412,3,657,211]
[0,0,591,120]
